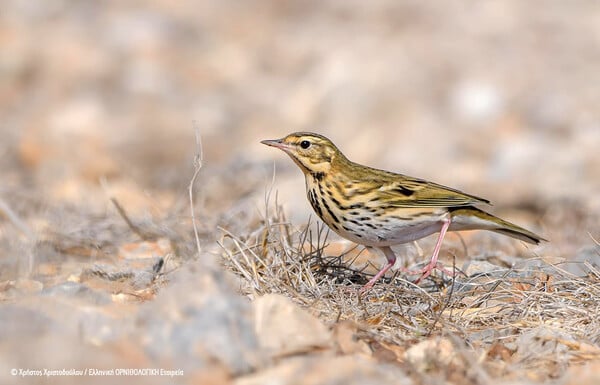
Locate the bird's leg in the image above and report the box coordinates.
[414,216,451,284]
[360,217,454,291]
[360,246,397,293]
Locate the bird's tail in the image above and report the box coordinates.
[449,206,547,245]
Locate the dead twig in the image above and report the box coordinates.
[427,255,457,336]
[109,197,151,241]
[189,121,204,257]
[99,177,152,240]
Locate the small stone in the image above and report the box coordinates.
[118,238,173,260]
[137,264,261,375]
[405,338,459,374]
[14,279,43,293]
[0,279,44,298]
[42,282,112,305]
[332,320,371,356]
[462,260,505,277]
[254,293,332,358]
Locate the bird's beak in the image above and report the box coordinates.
[261,138,292,151]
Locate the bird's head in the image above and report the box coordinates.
[261,132,344,175]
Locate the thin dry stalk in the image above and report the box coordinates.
[189,121,204,257]
[220,195,600,380]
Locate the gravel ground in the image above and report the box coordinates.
[1,1,599,384]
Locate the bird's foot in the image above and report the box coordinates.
[404,263,457,284]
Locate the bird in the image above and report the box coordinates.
[261,132,546,291]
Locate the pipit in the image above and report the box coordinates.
[262,132,546,291]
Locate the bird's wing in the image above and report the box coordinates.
[371,174,491,208]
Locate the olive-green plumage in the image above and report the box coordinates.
[262,132,546,290]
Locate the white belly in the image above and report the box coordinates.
[333,213,448,247]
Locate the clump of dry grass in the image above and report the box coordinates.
[220,197,600,380]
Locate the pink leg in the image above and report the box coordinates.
[414,216,451,284]
[360,246,397,293]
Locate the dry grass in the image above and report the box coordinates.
[220,196,600,382]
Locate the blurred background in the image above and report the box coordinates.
[1,0,599,271]
[1,2,600,383]
[0,0,600,252]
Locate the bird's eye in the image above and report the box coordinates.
[300,140,311,149]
